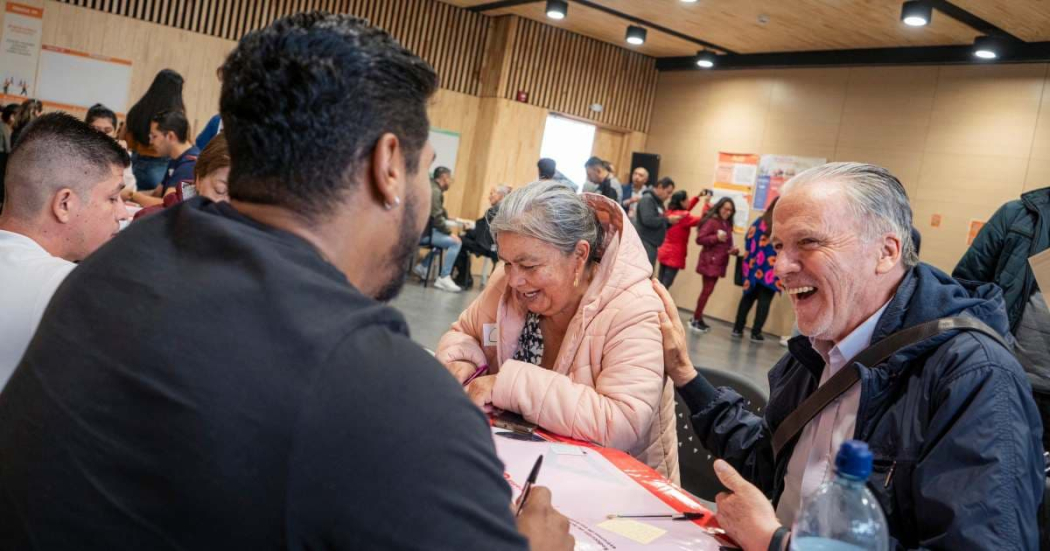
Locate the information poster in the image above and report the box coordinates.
[37,46,133,113]
[751,154,826,211]
[0,2,43,105]
[712,152,759,233]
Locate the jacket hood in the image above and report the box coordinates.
[579,193,654,317]
[871,263,1011,364]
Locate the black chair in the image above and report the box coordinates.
[412,218,445,288]
[675,366,769,502]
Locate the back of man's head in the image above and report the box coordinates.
[584,156,604,169]
[4,112,129,221]
[151,110,189,143]
[219,11,438,220]
[537,158,556,179]
[1,103,17,126]
[433,166,451,181]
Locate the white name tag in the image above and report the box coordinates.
[483,323,498,347]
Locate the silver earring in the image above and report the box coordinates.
[384,196,401,210]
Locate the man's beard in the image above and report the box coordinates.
[374,191,423,303]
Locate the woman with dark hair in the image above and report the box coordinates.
[655,190,704,289]
[9,99,42,147]
[732,197,781,341]
[689,196,738,333]
[120,69,185,190]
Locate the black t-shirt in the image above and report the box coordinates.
[0,198,527,550]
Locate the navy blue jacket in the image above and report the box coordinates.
[679,263,1044,550]
[953,187,1050,332]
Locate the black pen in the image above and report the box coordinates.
[514,455,544,518]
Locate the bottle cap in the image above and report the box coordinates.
[834,440,873,480]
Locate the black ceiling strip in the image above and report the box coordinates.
[468,0,541,12]
[929,0,1023,42]
[655,42,1050,71]
[568,0,736,54]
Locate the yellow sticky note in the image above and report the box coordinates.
[596,518,667,544]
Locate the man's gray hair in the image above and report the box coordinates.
[782,162,919,269]
[489,181,603,261]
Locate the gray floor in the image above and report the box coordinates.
[391,279,786,395]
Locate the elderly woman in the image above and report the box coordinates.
[437,181,679,480]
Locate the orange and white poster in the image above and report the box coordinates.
[712,152,759,233]
[752,154,826,211]
[0,2,43,105]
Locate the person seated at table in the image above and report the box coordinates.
[451,184,510,289]
[132,133,231,219]
[437,181,679,481]
[0,13,571,551]
[0,112,130,388]
[653,162,1044,550]
[85,103,137,191]
[121,110,199,208]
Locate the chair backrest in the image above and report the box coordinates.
[675,366,769,501]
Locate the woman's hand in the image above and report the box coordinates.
[652,279,697,388]
[466,375,497,409]
[446,360,480,384]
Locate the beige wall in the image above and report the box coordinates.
[648,64,1050,336]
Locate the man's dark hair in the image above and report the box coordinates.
[585,156,604,169]
[219,12,438,219]
[85,104,118,129]
[5,112,129,216]
[433,166,451,180]
[537,158,556,179]
[1,103,17,124]
[151,110,190,143]
[655,177,675,189]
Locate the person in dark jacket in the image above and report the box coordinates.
[583,156,621,203]
[953,187,1050,451]
[635,177,680,268]
[690,197,738,333]
[0,13,572,551]
[451,185,509,289]
[654,162,1044,551]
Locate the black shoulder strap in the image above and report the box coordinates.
[770,316,1010,458]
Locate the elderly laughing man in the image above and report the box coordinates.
[656,162,1044,551]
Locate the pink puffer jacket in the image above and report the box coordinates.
[437,193,679,482]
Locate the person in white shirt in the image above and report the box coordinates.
[655,162,1044,550]
[0,112,131,387]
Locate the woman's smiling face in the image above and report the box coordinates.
[497,232,587,317]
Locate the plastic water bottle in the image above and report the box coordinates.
[790,440,889,551]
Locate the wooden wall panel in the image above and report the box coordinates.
[647,64,1050,337]
[56,0,490,96]
[500,17,657,133]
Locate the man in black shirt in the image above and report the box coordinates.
[0,12,572,551]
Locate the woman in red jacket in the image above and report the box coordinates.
[655,190,705,289]
[689,197,738,333]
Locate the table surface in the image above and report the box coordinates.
[491,427,735,550]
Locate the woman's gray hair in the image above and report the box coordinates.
[782,162,919,268]
[489,181,604,261]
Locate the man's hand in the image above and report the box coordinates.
[652,279,697,387]
[465,375,497,409]
[516,487,575,551]
[713,460,782,551]
[446,360,479,384]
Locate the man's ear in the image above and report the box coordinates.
[51,188,76,224]
[369,133,404,209]
[875,232,903,274]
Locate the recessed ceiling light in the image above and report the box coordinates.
[626,26,647,46]
[546,0,567,20]
[900,1,931,27]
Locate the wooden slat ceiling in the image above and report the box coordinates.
[444,0,999,57]
[951,0,1050,42]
